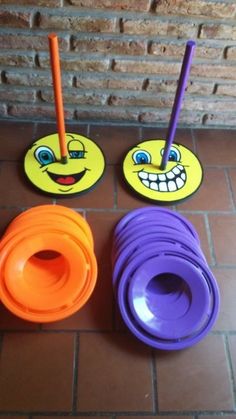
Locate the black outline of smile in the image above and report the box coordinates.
[45,168,87,188]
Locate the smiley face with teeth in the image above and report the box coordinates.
[123,139,203,204]
[24,133,105,196]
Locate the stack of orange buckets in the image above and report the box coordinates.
[0,205,97,322]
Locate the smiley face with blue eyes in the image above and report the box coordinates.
[24,133,105,196]
[123,139,203,204]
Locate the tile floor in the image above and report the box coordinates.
[0,120,236,417]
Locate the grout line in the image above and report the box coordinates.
[151,349,159,414]
[72,332,80,413]
[0,333,4,358]
[203,213,217,266]
[113,165,118,209]
[87,123,90,137]
[191,128,198,154]
[223,335,236,409]
[225,167,236,211]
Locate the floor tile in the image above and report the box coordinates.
[213,268,236,331]
[200,416,236,419]
[156,334,234,411]
[0,304,39,331]
[178,168,233,211]
[209,215,236,265]
[0,208,22,236]
[0,121,35,161]
[0,162,53,207]
[195,129,236,165]
[43,262,113,331]
[0,333,75,411]
[90,125,140,165]
[86,210,123,260]
[77,333,153,411]
[142,128,194,150]
[34,122,88,138]
[55,166,115,209]
[182,213,212,264]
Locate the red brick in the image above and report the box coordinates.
[200,23,236,40]
[8,104,74,120]
[184,98,236,112]
[69,0,152,12]
[0,10,32,28]
[0,87,36,102]
[147,79,214,95]
[41,89,108,105]
[191,63,236,79]
[0,33,69,51]
[39,14,116,33]
[76,107,139,122]
[0,0,62,4]
[38,54,110,72]
[149,42,222,59]
[225,46,236,60]
[113,59,180,75]
[154,0,236,19]
[215,83,236,97]
[139,110,203,124]
[0,52,34,67]
[75,75,143,90]
[5,70,73,87]
[109,93,173,107]
[72,37,146,55]
[122,19,197,37]
[204,113,236,126]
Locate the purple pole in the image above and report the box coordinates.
[160,40,196,171]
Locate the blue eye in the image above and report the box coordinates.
[69,151,85,159]
[34,146,56,166]
[161,146,181,162]
[133,150,151,165]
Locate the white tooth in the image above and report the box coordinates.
[177,164,183,170]
[168,181,177,191]
[142,180,150,188]
[181,172,186,181]
[166,171,175,179]
[139,171,148,180]
[176,177,184,189]
[149,173,158,181]
[173,166,181,175]
[150,182,159,191]
[158,173,166,181]
[159,182,168,191]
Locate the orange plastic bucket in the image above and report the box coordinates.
[0,205,97,322]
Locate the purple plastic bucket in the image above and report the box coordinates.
[112,207,220,350]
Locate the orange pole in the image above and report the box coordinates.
[48,33,67,164]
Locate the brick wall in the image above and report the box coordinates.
[0,0,236,126]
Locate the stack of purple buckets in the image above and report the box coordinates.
[112,207,220,350]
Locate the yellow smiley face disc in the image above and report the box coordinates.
[24,133,105,197]
[123,139,203,205]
